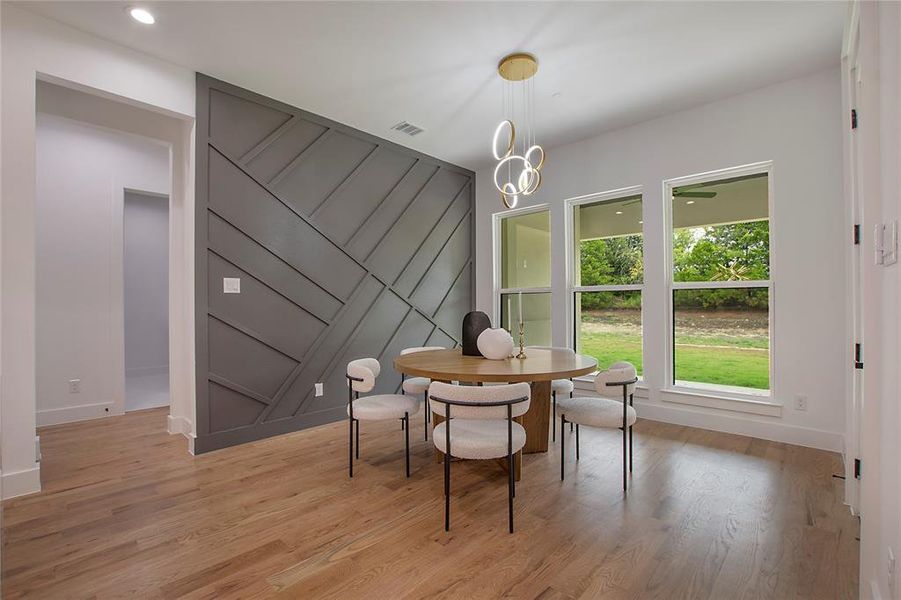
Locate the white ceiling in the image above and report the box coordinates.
[18,1,845,170]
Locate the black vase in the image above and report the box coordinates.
[462,311,491,356]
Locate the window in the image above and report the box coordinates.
[569,190,643,375]
[668,167,771,394]
[496,207,551,346]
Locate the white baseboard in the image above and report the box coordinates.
[630,398,843,453]
[37,401,114,427]
[167,415,196,455]
[126,365,169,377]
[2,465,41,499]
[167,414,193,436]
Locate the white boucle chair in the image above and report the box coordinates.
[398,346,445,441]
[527,346,576,442]
[346,358,420,478]
[429,381,531,534]
[557,361,638,491]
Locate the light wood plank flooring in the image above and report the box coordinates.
[2,408,858,599]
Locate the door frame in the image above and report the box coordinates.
[841,0,862,512]
[113,187,172,415]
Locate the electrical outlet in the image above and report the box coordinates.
[794,394,808,411]
[68,379,81,394]
[314,382,324,397]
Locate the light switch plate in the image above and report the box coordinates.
[887,220,899,266]
[314,382,324,397]
[223,277,241,294]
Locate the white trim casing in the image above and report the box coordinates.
[662,161,776,406]
[492,203,551,326]
[564,185,645,356]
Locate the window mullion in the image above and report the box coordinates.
[573,284,644,293]
[671,280,770,290]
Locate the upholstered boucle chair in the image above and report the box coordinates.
[346,358,420,478]
[398,346,445,440]
[557,361,638,491]
[429,381,531,533]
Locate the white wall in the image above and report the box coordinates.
[476,67,847,452]
[124,191,170,377]
[1,4,195,498]
[35,113,170,426]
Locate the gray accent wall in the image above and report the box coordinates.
[195,74,474,453]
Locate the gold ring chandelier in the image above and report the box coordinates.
[492,53,545,209]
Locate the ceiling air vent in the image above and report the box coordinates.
[391,121,425,137]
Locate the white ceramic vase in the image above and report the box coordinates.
[476,328,514,360]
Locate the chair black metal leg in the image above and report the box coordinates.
[560,415,566,481]
[423,392,428,441]
[622,422,628,492]
[622,385,628,492]
[508,450,514,533]
[404,413,410,478]
[348,414,354,478]
[552,391,557,442]
[444,452,450,530]
[445,403,451,531]
[629,392,634,473]
[507,405,514,533]
[355,419,360,459]
[576,424,580,460]
[629,425,633,473]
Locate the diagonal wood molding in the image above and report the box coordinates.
[194,74,475,453]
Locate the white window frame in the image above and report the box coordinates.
[492,203,552,330]
[564,186,644,382]
[663,161,777,405]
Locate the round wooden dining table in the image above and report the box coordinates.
[394,348,597,478]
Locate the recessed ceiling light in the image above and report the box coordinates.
[639,220,643,224]
[615,211,623,215]
[129,7,155,25]
[552,92,562,98]
[686,200,695,205]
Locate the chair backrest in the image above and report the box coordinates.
[400,346,445,356]
[347,358,380,393]
[428,381,531,420]
[594,361,638,398]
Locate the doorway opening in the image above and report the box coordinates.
[124,190,170,412]
[33,78,192,435]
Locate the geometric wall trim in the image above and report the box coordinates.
[195,74,474,453]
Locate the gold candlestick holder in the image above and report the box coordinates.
[516,320,527,359]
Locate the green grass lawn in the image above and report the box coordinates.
[578,327,770,391]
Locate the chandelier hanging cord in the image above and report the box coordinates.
[492,52,544,209]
